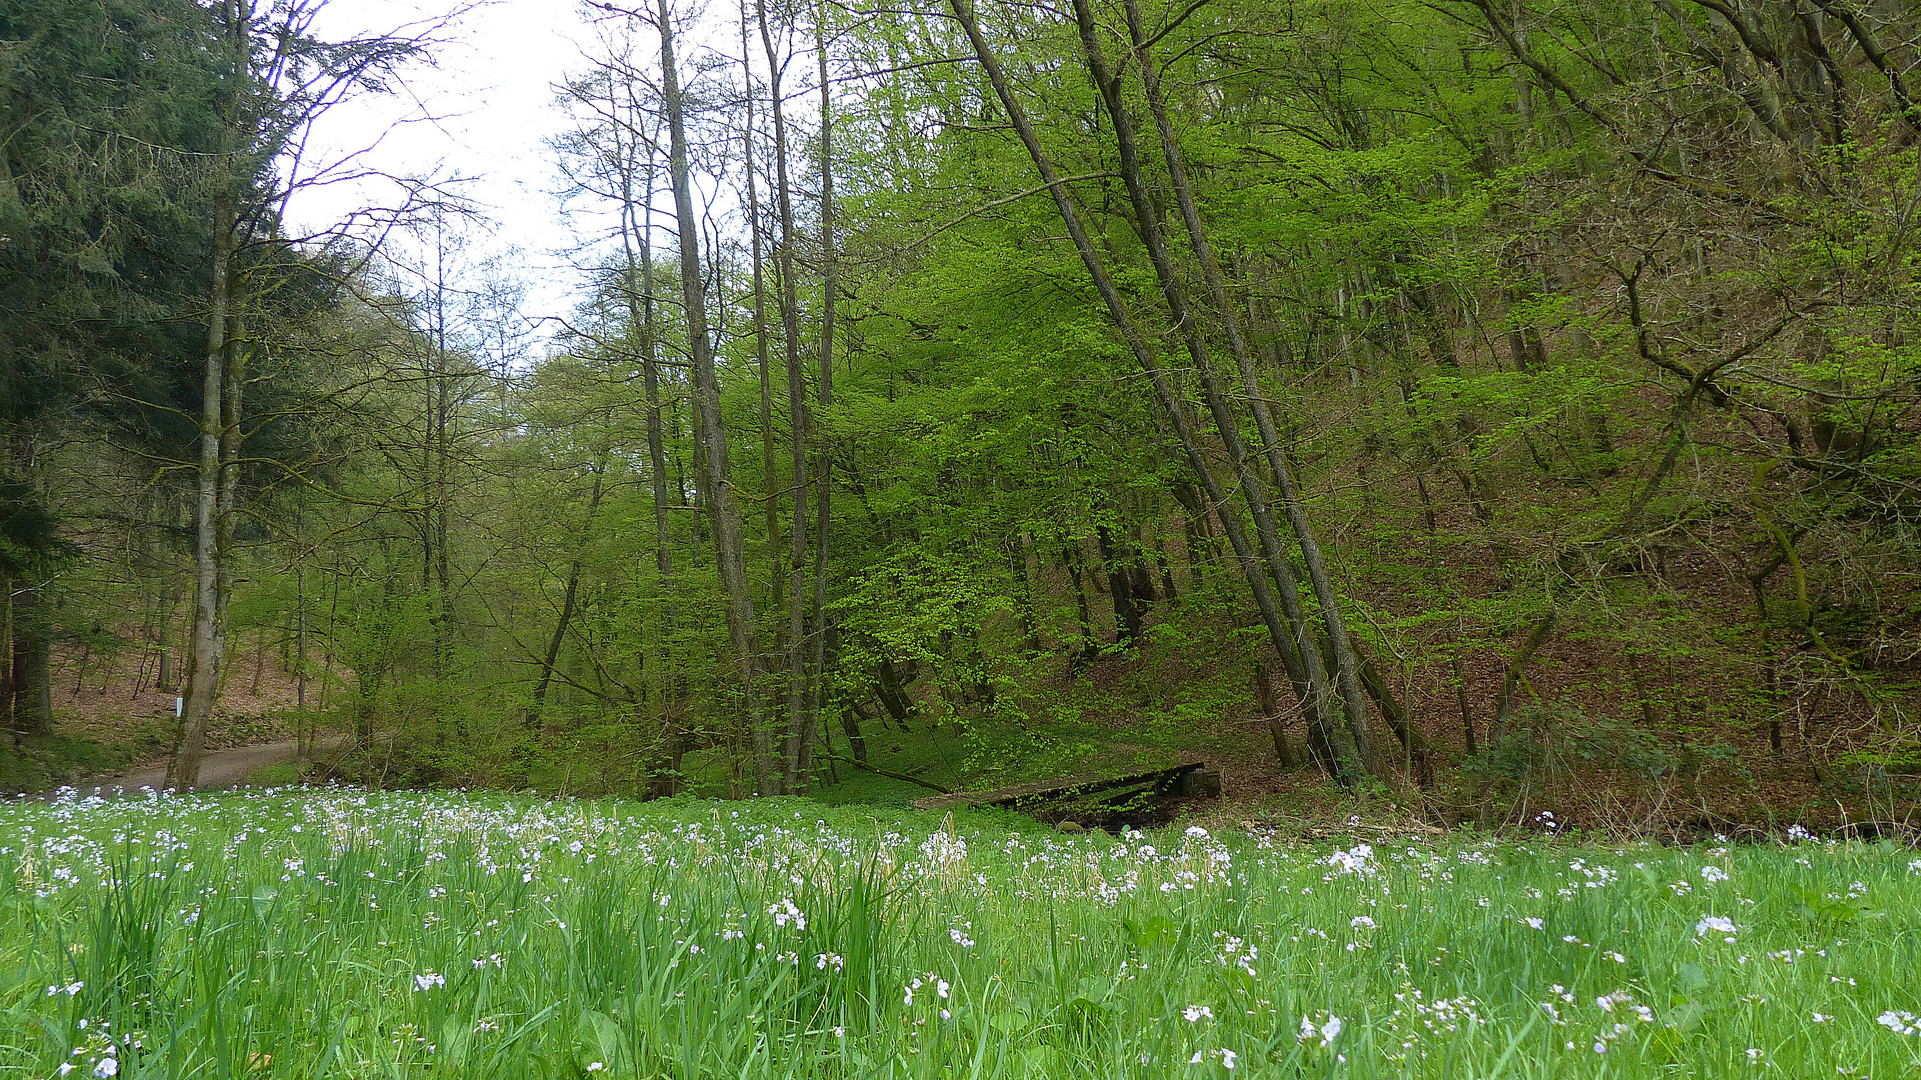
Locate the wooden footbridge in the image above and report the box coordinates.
[911,760,1218,813]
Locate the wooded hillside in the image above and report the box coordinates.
[4,0,1917,823]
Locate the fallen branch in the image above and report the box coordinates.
[823,755,953,794]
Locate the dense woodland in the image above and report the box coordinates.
[3,0,1918,822]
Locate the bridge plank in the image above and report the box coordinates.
[912,761,1207,812]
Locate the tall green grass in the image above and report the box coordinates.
[2,788,1918,1077]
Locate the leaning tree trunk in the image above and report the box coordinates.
[528,466,607,727]
[1066,0,1373,778]
[1489,612,1557,749]
[947,0,1361,784]
[1119,0,1384,779]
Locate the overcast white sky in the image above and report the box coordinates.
[282,0,814,365]
[285,0,605,348]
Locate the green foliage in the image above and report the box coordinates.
[0,733,146,795]
[14,0,1921,810]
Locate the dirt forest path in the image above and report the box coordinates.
[60,735,349,797]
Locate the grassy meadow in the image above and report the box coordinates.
[2,788,1919,1078]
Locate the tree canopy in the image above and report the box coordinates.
[5,0,1919,821]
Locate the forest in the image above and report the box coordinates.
[2,0,1918,827]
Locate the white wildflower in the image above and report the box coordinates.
[1298,1012,1343,1047]
[767,898,807,931]
[1324,845,1375,878]
[1694,916,1739,940]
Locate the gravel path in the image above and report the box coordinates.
[59,735,349,797]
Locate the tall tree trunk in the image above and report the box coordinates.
[800,14,839,790]
[615,80,684,788]
[758,0,812,794]
[742,0,784,624]
[659,0,766,793]
[948,0,1360,784]
[1452,653,1478,755]
[627,136,670,586]
[1171,481,1215,586]
[875,657,916,727]
[1008,535,1042,652]
[431,225,456,681]
[294,556,307,757]
[6,578,52,738]
[170,188,236,791]
[216,259,245,653]
[0,434,51,739]
[1252,659,1296,767]
[1,576,10,741]
[1095,523,1143,646]
[173,0,259,790]
[1062,542,1099,663]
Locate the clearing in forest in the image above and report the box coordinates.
[3,789,1919,1077]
